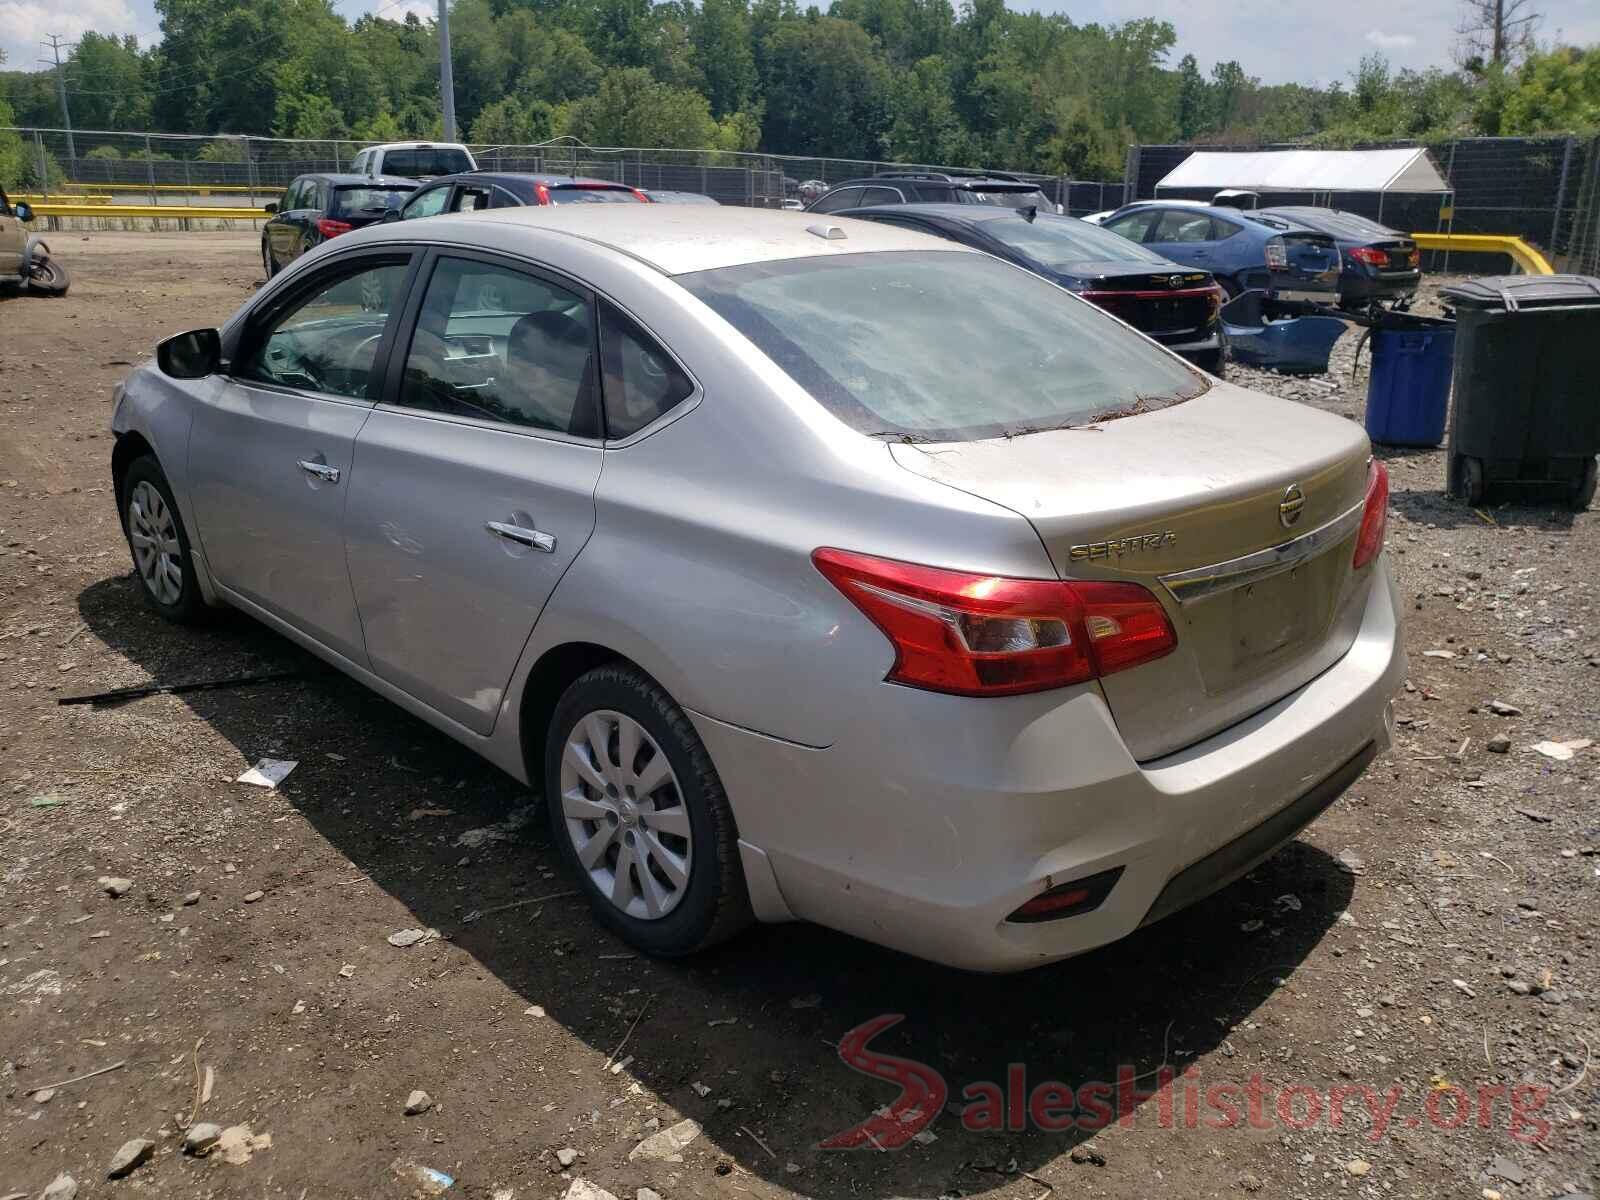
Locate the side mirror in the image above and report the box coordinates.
[263,202,278,215]
[382,208,401,224]
[14,201,33,222]
[157,328,222,379]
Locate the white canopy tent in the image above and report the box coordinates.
[1154,148,1451,219]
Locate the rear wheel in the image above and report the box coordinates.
[545,665,751,957]
[1459,455,1486,506]
[1572,458,1598,511]
[262,240,278,279]
[120,456,206,623]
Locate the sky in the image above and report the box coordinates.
[4,0,1600,101]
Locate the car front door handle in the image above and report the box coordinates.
[486,520,556,553]
[297,459,340,483]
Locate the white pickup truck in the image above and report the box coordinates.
[349,142,478,179]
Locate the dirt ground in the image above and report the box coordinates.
[1,232,1596,1200]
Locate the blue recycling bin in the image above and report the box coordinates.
[1364,316,1455,447]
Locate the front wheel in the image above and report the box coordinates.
[1572,457,1598,511]
[120,456,206,623]
[262,240,278,279]
[1459,455,1486,506]
[26,254,68,296]
[545,665,751,957]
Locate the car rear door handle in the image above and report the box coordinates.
[297,459,340,483]
[486,520,556,553]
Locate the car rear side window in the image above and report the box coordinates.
[546,186,641,204]
[598,303,695,439]
[680,250,1206,442]
[403,186,451,220]
[334,186,413,218]
[857,186,903,206]
[1152,211,1215,242]
[453,187,493,212]
[397,257,599,437]
[808,188,861,214]
[1209,216,1243,239]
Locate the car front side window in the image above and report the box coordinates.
[396,256,599,437]
[235,259,411,400]
[403,186,451,220]
[809,188,861,214]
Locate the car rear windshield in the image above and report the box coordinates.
[381,148,473,177]
[678,250,1207,442]
[965,186,1053,210]
[333,186,414,217]
[982,214,1172,269]
[548,185,642,204]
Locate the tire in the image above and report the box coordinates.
[1572,457,1598,511]
[1460,455,1486,506]
[119,456,207,623]
[545,665,751,957]
[25,254,68,296]
[262,240,280,279]
[1193,347,1226,378]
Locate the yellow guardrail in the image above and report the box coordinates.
[1410,233,1554,275]
[16,193,115,205]
[31,202,267,219]
[54,182,283,195]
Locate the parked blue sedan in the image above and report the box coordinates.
[1100,203,1341,304]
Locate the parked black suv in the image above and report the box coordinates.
[805,171,1057,215]
[261,173,419,277]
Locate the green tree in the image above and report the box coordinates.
[695,0,757,116]
[763,17,891,158]
[1499,46,1600,133]
[1175,53,1208,139]
[557,65,720,146]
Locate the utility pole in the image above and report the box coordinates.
[437,0,457,142]
[40,34,77,165]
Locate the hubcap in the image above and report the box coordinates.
[560,710,691,921]
[127,481,183,606]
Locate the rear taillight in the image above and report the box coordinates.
[1347,246,1389,268]
[535,183,551,205]
[1205,284,1224,318]
[632,188,651,202]
[812,549,1177,697]
[1352,459,1389,569]
[1265,237,1288,270]
[315,217,353,238]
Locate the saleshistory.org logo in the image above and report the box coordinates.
[819,1015,1554,1150]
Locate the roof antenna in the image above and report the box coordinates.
[1018,204,1037,223]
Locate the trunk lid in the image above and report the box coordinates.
[1272,231,1341,295]
[888,384,1376,760]
[1070,264,1218,339]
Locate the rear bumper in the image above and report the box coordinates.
[695,557,1403,972]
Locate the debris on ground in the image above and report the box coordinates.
[454,805,538,850]
[629,1118,702,1162]
[37,1174,78,1200]
[106,1138,155,1178]
[215,1125,271,1165]
[1069,1143,1107,1166]
[561,1181,619,1200]
[1530,738,1592,761]
[234,757,299,788]
[392,1160,454,1195]
[183,1122,223,1156]
[98,876,132,898]
[404,1089,434,1115]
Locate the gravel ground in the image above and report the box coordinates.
[1,237,1595,1200]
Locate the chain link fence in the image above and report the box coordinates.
[3,127,1125,221]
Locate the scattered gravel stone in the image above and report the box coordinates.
[107,1138,155,1178]
[182,891,201,905]
[1506,980,1532,995]
[38,1173,78,1200]
[639,1189,665,1200]
[1070,1143,1107,1166]
[1486,737,1512,753]
[562,1182,620,1200]
[388,928,438,948]
[404,1090,433,1115]
[555,1147,579,1168]
[1346,1159,1372,1177]
[99,877,133,898]
[242,890,264,903]
[1487,700,1521,716]
[1485,1156,1526,1184]
[183,1122,222,1156]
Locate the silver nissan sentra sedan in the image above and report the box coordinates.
[111,206,1403,971]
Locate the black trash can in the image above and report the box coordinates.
[1441,275,1600,509]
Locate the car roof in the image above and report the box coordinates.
[851,202,1045,223]
[827,175,1042,191]
[365,141,472,152]
[302,173,419,187]
[350,205,966,275]
[416,172,631,189]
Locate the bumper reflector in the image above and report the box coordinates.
[1006,867,1124,924]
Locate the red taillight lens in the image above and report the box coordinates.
[812,549,1177,697]
[632,188,651,202]
[1347,246,1388,268]
[315,217,353,238]
[1352,459,1389,569]
[535,183,551,205]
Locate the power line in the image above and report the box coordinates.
[39,34,77,159]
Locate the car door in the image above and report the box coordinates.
[266,179,304,267]
[290,179,327,261]
[1145,208,1223,269]
[187,250,419,664]
[0,190,23,277]
[342,250,606,735]
[400,183,451,221]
